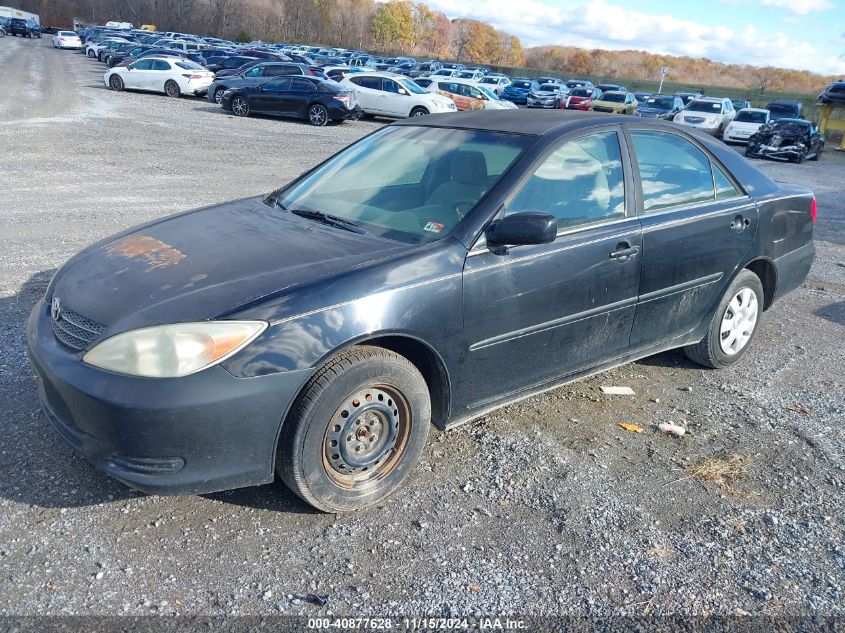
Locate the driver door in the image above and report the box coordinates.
[125,59,154,89]
[462,128,642,405]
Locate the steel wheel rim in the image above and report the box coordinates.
[309,105,327,125]
[719,287,758,355]
[322,385,412,490]
[232,97,247,116]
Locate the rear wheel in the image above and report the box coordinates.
[684,269,763,368]
[409,106,429,118]
[277,346,430,513]
[109,74,124,91]
[308,103,329,126]
[164,80,181,98]
[230,95,249,117]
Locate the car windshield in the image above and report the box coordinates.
[59,31,77,36]
[735,110,768,123]
[479,77,498,84]
[271,126,533,244]
[644,96,674,109]
[602,93,626,103]
[512,81,532,89]
[686,101,722,112]
[768,103,799,116]
[477,86,500,100]
[570,88,593,97]
[175,60,204,70]
[400,79,428,95]
[456,72,476,79]
[537,84,558,92]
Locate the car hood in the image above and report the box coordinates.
[681,111,722,121]
[49,196,408,333]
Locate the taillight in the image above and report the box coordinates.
[810,197,816,224]
[182,74,203,79]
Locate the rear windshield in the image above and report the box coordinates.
[511,81,532,88]
[735,110,768,123]
[644,96,674,109]
[570,88,594,97]
[175,60,205,70]
[537,84,558,91]
[767,103,800,116]
[602,93,626,103]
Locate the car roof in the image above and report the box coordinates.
[691,96,725,103]
[738,107,768,113]
[393,109,625,135]
[600,90,629,96]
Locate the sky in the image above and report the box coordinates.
[422,0,845,76]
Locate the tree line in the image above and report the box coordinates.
[18,0,833,94]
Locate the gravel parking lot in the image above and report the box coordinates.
[1,37,844,621]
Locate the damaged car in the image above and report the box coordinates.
[745,118,824,163]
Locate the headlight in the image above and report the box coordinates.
[83,321,267,378]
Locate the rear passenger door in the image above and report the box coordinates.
[625,127,758,348]
[463,129,642,404]
[251,77,292,113]
[349,76,384,114]
[149,59,173,91]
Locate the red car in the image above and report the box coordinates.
[564,87,602,110]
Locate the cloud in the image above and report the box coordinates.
[760,0,833,14]
[419,0,845,75]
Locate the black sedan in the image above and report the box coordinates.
[206,55,260,74]
[220,76,360,126]
[28,111,815,513]
[745,118,824,163]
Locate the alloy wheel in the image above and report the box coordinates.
[231,97,248,116]
[309,105,328,126]
[719,288,758,355]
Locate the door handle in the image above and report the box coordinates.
[730,215,751,231]
[609,242,640,260]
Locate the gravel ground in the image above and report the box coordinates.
[1,37,844,621]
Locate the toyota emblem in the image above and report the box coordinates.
[51,297,62,321]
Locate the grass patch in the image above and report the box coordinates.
[683,453,750,495]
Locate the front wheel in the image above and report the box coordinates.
[409,106,429,118]
[109,74,124,91]
[278,346,431,513]
[164,80,181,98]
[230,95,249,117]
[684,270,764,368]
[308,103,329,126]
[213,87,226,104]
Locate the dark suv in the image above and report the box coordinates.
[818,81,845,105]
[765,98,804,120]
[9,18,41,38]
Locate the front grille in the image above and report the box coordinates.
[51,302,106,351]
[593,106,613,112]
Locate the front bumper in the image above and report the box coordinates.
[27,299,313,495]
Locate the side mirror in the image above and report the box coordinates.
[398,88,408,95]
[487,212,557,248]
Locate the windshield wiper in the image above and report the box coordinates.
[289,208,370,236]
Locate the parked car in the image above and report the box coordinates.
[454,70,485,82]
[428,68,457,80]
[633,92,652,103]
[675,92,701,106]
[817,81,845,105]
[565,87,602,110]
[746,119,823,163]
[565,79,593,89]
[341,72,455,118]
[430,78,517,111]
[52,30,81,49]
[595,83,627,94]
[207,56,260,75]
[409,60,442,77]
[323,65,365,82]
[29,111,815,513]
[590,90,638,114]
[8,18,40,38]
[115,48,188,67]
[477,75,511,95]
[413,77,434,89]
[526,83,568,109]
[105,57,214,98]
[635,94,684,120]
[673,97,736,135]
[764,99,803,120]
[208,62,327,104]
[722,108,771,144]
[86,37,131,58]
[500,79,540,104]
[222,76,361,126]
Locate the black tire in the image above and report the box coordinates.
[307,103,329,126]
[683,269,764,369]
[278,345,431,513]
[409,106,429,118]
[109,74,124,91]
[810,150,820,161]
[213,86,226,104]
[230,95,249,117]
[87,49,96,58]
[164,80,181,98]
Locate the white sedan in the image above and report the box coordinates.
[722,108,771,144]
[104,57,214,98]
[52,31,81,49]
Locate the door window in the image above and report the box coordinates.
[130,59,154,70]
[265,65,291,76]
[244,66,264,77]
[383,79,402,94]
[713,163,741,200]
[260,77,291,91]
[506,131,626,230]
[291,78,316,92]
[351,76,381,90]
[151,60,172,71]
[630,131,716,212]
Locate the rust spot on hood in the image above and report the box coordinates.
[104,235,185,271]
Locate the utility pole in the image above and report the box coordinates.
[658,66,668,94]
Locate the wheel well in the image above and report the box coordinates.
[361,336,450,428]
[745,259,777,310]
